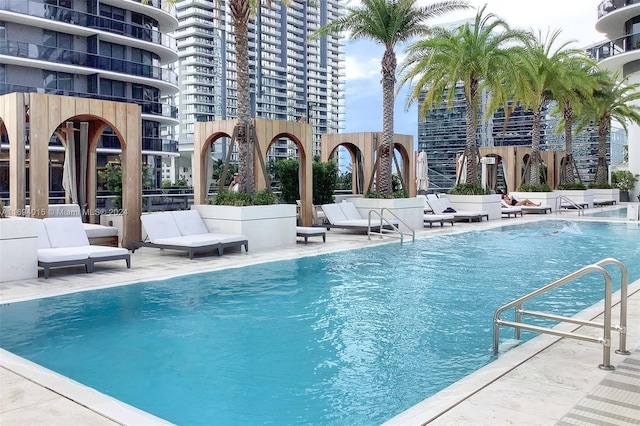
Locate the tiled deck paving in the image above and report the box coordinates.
[1,211,638,425]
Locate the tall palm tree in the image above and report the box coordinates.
[579,70,640,186]
[314,0,469,196]
[510,29,583,186]
[399,4,529,186]
[550,54,599,185]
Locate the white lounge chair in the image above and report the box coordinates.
[37,217,130,278]
[426,194,489,222]
[134,210,248,259]
[416,195,455,227]
[500,199,523,218]
[320,202,398,230]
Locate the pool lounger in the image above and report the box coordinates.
[36,217,130,278]
[320,202,399,231]
[594,199,616,206]
[521,205,552,214]
[423,213,455,227]
[426,194,489,222]
[134,210,248,259]
[501,206,523,218]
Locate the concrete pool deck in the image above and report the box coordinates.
[1,210,638,425]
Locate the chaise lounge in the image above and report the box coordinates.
[36,217,130,278]
[500,199,523,218]
[320,202,398,231]
[133,210,248,259]
[426,194,489,222]
[416,195,455,227]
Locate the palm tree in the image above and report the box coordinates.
[399,5,529,186]
[550,54,599,185]
[510,29,583,187]
[314,0,469,196]
[579,70,640,186]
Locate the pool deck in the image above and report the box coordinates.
[1,208,639,425]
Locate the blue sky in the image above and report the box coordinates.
[342,0,606,147]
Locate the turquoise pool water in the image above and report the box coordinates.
[1,221,639,425]
[586,207,627,218]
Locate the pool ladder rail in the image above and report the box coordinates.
[556,195,586,215]
[493,258,629,370]
[367,208,415,243]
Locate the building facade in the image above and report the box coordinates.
[0,0,180,195]
[590,0,640,200]
[173,0,345,183]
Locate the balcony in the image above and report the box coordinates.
[0,0,177,57]
[586,30,640,74]
[0,84,178,122]
[596,0,640,39]
[0,39,178,87]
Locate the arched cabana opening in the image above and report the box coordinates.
[193,118,314,225]
[479,146,563,193]
[321,132,415,197]
[327,142,365,194]
[1,93,142,248]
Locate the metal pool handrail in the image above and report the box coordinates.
[492,258,629,370]
[366,208,415,243]
[556,195,585,215]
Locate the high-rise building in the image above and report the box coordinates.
[589,0,640,199]
[173,0,345,180]
[0,0,180,191]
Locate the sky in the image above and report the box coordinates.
[342,0,606,145]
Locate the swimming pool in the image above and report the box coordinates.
[1,220,639,425]
[585,206,627,218]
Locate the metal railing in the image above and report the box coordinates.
[556,195,586,215]
[366,208,415,243]
[493,258,629,370]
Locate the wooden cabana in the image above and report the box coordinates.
[1,93,142,248]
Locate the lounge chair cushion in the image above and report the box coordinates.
[84,245,130,259]
[339,202,362,220]
[321,203,348,223]
[153,234,223,248]
[171,210,209,236]
[34,219,52,249]
[37,247,89,263]
[44,217,90,248]
[83,223,118,238]
[141,213,182,242]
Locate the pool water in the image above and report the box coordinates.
[1,221,639,425]
[586,207,627,218]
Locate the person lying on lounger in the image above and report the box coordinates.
[502,194,541,207]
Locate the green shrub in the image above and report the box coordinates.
[448,183,490,195]
[556,182,586,190]
[208,189,279,206]
[312,160,338,205]
[611,170,639,191]
[587,182,612,189]
[517,183,552,192]
[275,158,300,204]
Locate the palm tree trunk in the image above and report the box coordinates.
[529,107,542,186]
[562,102,575,184]
[230,0,254,193]
[595,116,609,185]
[464,81,478,185]
[379,48,396,196]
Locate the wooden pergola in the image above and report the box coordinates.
[1,93,142,248]
[193,118,314,225]
[321,132,415,196]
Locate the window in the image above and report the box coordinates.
[43,71,74,92]
[100,78,126,100]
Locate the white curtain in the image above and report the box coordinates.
[62,122,78,204]
[455,154,467,185]
[501,160,509,193]
[79,122,88,211]
[416,151,429,191]
[205,145,213,196]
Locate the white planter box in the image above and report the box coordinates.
[510,192,557,212]
[590,188,620,204]
[553,190,595,209]
[351,197,424,231]
[443,194,502,220]
[0,217,38,282]
[192,204,297,252]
